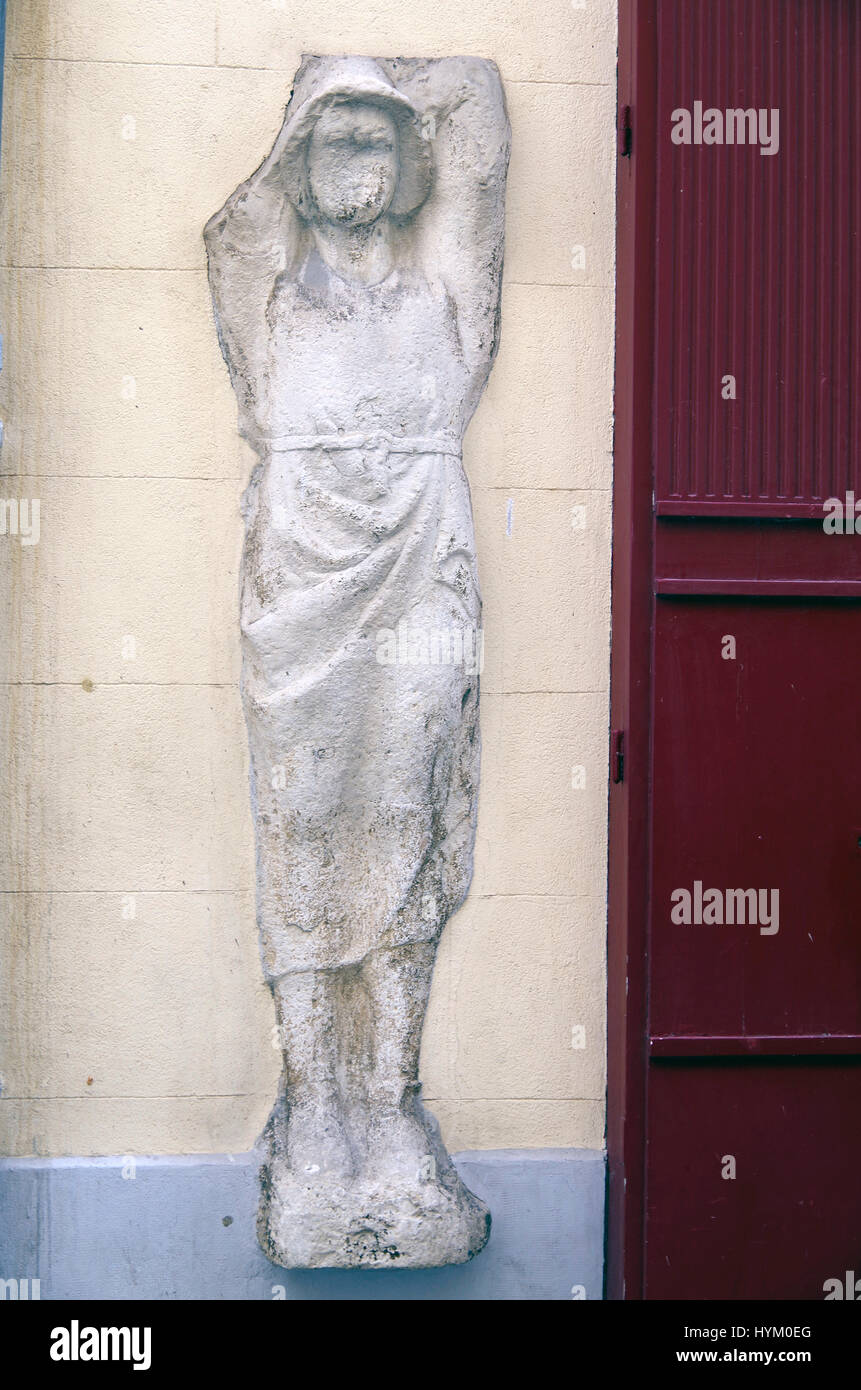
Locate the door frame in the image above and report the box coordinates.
[606,0,658,1301]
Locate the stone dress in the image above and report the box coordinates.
[239,248,482,979]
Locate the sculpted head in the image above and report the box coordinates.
[306,102,399,228]
[277,61,433,228]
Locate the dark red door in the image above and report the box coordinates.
[610,0,861,1299]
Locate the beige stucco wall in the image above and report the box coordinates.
[0,0,616,1157]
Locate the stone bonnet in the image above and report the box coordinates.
[275,56,434,221]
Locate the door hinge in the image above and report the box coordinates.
[618,104,632,157]
[612,729,625,784]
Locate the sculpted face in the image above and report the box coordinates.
[306,103,399,227]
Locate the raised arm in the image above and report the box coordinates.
[204,111,307,442]
[393,57,511,423]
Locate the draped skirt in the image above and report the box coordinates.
[239,434,482,977]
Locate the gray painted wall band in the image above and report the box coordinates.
[0,1148,605,1301]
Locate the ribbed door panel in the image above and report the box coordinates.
[655,0,860,514]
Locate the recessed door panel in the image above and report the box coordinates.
[652,598,861,1041]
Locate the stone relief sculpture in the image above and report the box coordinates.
[205,54,509,1269]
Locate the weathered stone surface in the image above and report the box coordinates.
[205,54,509,1268]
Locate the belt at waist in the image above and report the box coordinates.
[259,430,462,457]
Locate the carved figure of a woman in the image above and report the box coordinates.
[205,55,509,1268]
